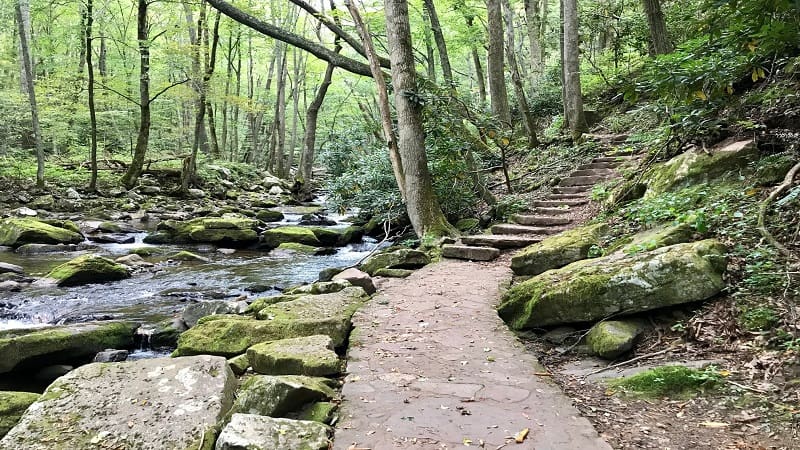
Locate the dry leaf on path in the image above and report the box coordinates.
[514,428,529,443]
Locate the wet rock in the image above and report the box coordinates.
[174,287,367,357]
[216,414,332,450]
[228,353,250,376]
[0,392,40,439]
[0,281,21,292]
[498,240,727,329]
[299,214,336,226]
[145,216,259,247]
[148,319,188,348]
[93,349,129,363]
[360,248,430,276]
[96,221,139,233]
[255,210,284,222]
[14,243,94,255]
[168,251,211,263]
[0,355,236,450]
[45,254,130,287]
[586,320,644,359]
[114,254,153,268]
[182,300,246,328]
[0,263,23,275]
[87,233,135,244]
[0,321,138,373]
[229,375,336,417]
[511,223,609,276]
[13,207,37,217]
[276,242,320,254]
[0,218,84,247]
[333,268,376,295]
[284,280,351,295]
[248,335,342,376]
[373,268,414,278]
[310,226,364,247]
[260,226,321,249]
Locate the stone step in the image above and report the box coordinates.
[570,168,616,177]
[579,162,619,170]
[533,207,572,215]
[552,186,591,195]
[491,224,563,235]
[547,193,587,200]
[461,234,543,249]
[559,175,609,187]
[511,215,572,226]
[533,199,589,208]
[593,155,633,164]
[587,133,629,144]
[441,244,500,261]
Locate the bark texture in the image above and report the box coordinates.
[562,0,587,139]
[486,0,511,125]
[642,0,673,55]
[16,0,45,188]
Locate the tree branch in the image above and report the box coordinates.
[147,78,191,105]
[96,82,140,106]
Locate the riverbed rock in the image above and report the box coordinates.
[229,375,336,417]
[260,226,321,249]
[373,268,414,278]
[87,233,135,244]
[298,402,338,424]
[92,349,129,363]
[284,280,351,295]
[511,223,609,276]
[182,300,245,328]
[228,354,250,375]
[0,392,40,439]
[248,335,342,376]
[168,250,211,263]
[299,214,336,226]
[174,287,367,357]
[360,248,430,276]
[96,221,139,233]
[0,355,235,450]
[586,320,644,359]
[13,207,37,217]
[498,239,727,329]
[114,254,153,268]
[0,263,23,275]
[14,243,94,254]
[0,218,84,248]
[333,268,376,295]
[256,210,285,222]
[145,216,259,247]
[45,254,130,287]
[276,242,319,254]
[0,321,138,373]
[216,414,332,450]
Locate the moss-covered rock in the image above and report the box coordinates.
[360,248,430,276]
[373,268,414,278]
[216,414,332,450]
[229,375,336,417]
[261,226,321,249]
[511,223,609,276]
[245,294,303,315]
[498,239,727,329]
[46,254,130,287]
[284,280,351,295]
[144,216,259,247]
[309,226,364,247]
[754,153,797,185]
[0,392,39,438]
[173,287,367,357]
[586,320,644,359]
[297,402,337,424]
[0,321,138,373]
[276,242,319,254]
[256,210,285,222]
[0,218,84,247]
[612,223,695,255]
[455,218,480,232]
[643,139,758,198]
[40,220,81,234]
[228,353,250,376]
[247,335,342,376]
[168,250,210,262]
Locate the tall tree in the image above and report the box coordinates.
[562,0,587,139]
[120,0,151,189]
[502,0,538,147]
[422,0,453,86]
[16,0,33,95]
[642,0,673,56]
[85,0,98,191]
[524,0,544,76]
[486,0,511,125]
[384,0,455,238]
[16,0,45,188]
[465,15,487,105]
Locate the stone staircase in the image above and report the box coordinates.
[443,144,635,261]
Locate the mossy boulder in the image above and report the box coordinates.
[216,414,332,450]
[309,226,363,247]
[0,321,138,373]
[229,375,336,417]
[261,226,321,249]
[144,216,259,247]
[284,280,351,295]
[612,223,695,255]
[228,353,250,376]
[643,139,758,198]
[46,254,130,287]
[256,210,285,222]
[374,268,414,278]
[245,294,303,315]
[586,320,644,359]
[0,218,84,248]
[754,154,797,185]
[277,242,319,254]
[173,287,367,357]
[455,218,480,232]
[297,402,337,424]
[0,392,40,438]
[511,223,609,276]
[168,250,210,262]
[247,335,342,376]
[360,248,430,276]
[499,239,727,329]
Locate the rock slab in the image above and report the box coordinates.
[216,414,331,450]
[248,335,342,376]
[511,223,608,276]
[0,355,236,450]
[230,375,335,417]
[441,244,500,261]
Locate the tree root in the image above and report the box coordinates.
[757,161,800,261]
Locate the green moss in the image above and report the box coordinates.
[46,255,130,287]
[297,402,337,424]
[511,223,609,276]
[228,354,250,376]
[586,321,642,359]
[247,335,342,376]
[754,154,796,185]
[610,365,721,398]
[261,226,322,249]
[256,210,285,222]
[611,223,695,255]
[360,248,430,276]
[0,391,40,437]
[246,294,303,315]
[373,268,414,278]
[309,227,343,246]
[168,251,210,262]
[277,243,319,254]
[0,218,84,247]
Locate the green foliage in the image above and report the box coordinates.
[739,306,779,331]
[610,365,723,397]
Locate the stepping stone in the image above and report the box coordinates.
[512,215,572,226]
[441,244,500,261]
[247,335,342,376]
[547,193,587,200]
[570,168,615,177]
[533,207,572,215]
[491,224,561,235]
[552,186,590,195]
[461,234,543,249]
[533,199,589,208]
[559,175,608,186]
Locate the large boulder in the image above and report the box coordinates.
[45,254,130,287]
[0,218,84,248]
[0,392,40,438]
[182,300,246,328]
[0,321,138,373]
[144,215,259,247]
[643,139,758,198]
[216,414,332,450]
[229,375,336,417]
[0,356,236,450]
[260,226,321,249]
[360,248,430,276]
[511,223,608,276]
[247,335,342,376]
[498,239,727,329]
[173,287,367,357]
[612,223,695,255]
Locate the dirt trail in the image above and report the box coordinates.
[334,256,610,449]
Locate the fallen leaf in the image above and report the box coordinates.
[699,421,730,428]
[463,437,473,446]
[514,428,529,443]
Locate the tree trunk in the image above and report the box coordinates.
[78,5,87,74]
[232,28,242,160]
[486,0,511,125]
[85,0,98,191]
[221,28,233,156]
[563,0,587,139]
[297,59,335,194]
[422,0,453,86]
[422,11,436,82]
[206,12,221,158]
[384,0,455,238]
[272,48,288,178]
[465,16,487,105]
[17,0,33,95]
[99,35,107,77]
[524,0,543,76]
[184,1,210,155]
[16,0,45,188]
[121,0,151,189]
[502,0,539,147]
[642,0,673,56]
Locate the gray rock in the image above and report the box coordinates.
[115,254,154,268]
[88,233,135,244]
[586,320,644,359]
[0,281,21,292]
[216,414,332,450]
[13,207,37,217]
[360,248,430,276]
[0,392,40,439]
[441,244,500,261]
[247,335,342,376]
[230,375,336,417]
[65,188,82,200]
[0,263,23,275]
[93,349,129,363]
[188,188,206,199]
[138,185,161,195]
[333,268,376,295]
[182,300,244,328]
[268,186,284,195]
[0,356,236,449]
